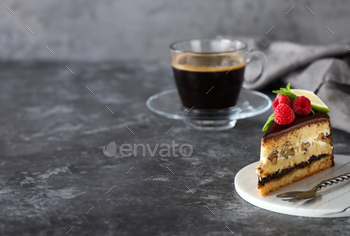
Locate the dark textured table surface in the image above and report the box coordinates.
[1,61,350,236]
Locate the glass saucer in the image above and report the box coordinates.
[146,89,271,131]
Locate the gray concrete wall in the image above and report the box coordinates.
[0,0,349,61]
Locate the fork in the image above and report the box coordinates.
[276,172,350,201]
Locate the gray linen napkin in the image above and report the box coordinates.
[241,38,350,133]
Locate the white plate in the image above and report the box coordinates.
[235,154,350,217]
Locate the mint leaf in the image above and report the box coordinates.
[272,83,296,101]
[272,89,289,95]
[286,83,290,90]
[262,112,274,131]
[272,83,291,95]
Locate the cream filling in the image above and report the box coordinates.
[260,130,330,165]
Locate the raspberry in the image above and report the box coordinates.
[292,96,312,116]
[272,94,292,111]
[274,104,295,125]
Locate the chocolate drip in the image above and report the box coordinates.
[262,112,330,141]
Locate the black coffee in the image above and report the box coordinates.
[172,55,246,109]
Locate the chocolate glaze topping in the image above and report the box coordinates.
[262,112,330,141]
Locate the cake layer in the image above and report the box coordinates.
[258,154,330,186]
[257,154,334,196]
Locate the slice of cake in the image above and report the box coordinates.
[256,112,334,195]
[256,84,334,196]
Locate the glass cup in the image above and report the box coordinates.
[170,38,268,130]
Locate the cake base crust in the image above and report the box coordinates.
[257,154,334,196]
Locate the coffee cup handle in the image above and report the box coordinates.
[245,50,268,84]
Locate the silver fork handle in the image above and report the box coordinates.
[315,173,350,192]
